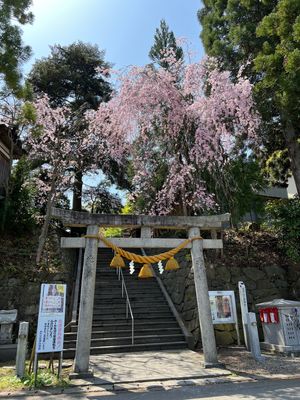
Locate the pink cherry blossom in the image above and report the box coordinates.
[88,53,260,215]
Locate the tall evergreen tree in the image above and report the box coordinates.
[149,19,183,69]
[28,42,113,211]
[28,41,111,110]
[0,0,33,92]
[199,0,300,195]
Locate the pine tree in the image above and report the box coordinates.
[149,19,183,69]
[198,0,300,195]
[0,0,33,92]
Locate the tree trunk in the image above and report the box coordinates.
[36,175,57,265]
[72,170,83,211]
[180,188,188,216]
[1,131,14,232]
[284,122,300,196]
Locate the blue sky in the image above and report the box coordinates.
[22,0,204,201]
[22,0,204,72]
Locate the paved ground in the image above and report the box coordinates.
[8,378,300,399]
[71,350,230,385]
[2,349,300,399]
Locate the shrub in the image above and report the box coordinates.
[265,198,300,262]
[0,157,37,234]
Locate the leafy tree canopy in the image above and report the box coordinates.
[254,0,300,123]
[0,0,33,92]
[265,198,300,262]
[199,0,300,195]
[27,42,116,212]
[28,41,112,110]
[83,183,122,214]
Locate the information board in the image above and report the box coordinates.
[36,284,66,353]
[209,290,237,325]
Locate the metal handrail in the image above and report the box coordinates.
[116,267,134,345]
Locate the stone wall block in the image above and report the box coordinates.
[256,279,276,290]
[265,265,286,279]
[215,330,235,346]
[243,267,266,281]
[215,266,231,282]
[274,279,288,289]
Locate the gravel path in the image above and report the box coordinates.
[217,347,300,378]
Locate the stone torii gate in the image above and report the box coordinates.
[52,207,230,374]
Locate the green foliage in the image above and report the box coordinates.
[23,371,53,388]
[22,370,68,389]
[199,0,277,78]
[265,198,300,262]
[254,0,300,121]
[198,0,300,189]
[149,19,183,69]
[264,149,291,185]
[0,368,69,391]
[28,41,112,110]
[205,157,265,224]
[104,227,123,238]
[0,157,37,234]
[0,0,33,92]
[0,374,23,391]
[121,199,134,215]
[20,100,37,123]
[103,199,133,238]
[83,183,122,214]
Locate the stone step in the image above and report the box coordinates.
[69,248,188,355]
[93,292,163,299]
[92,311,174,319]
[64,334,185,349]
[63,341,187,358]
[93,304,170,312]
[92,318,176,326]
[70,320,179,332]
[93,296,164,303]
[95,280,158,289]
[94,284,160,290]
[94,286,160,292]
[93,298,165,305]
[65,327,182,340]
[92,307,171,316]
[94,290,164,297]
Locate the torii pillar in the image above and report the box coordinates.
[74,225,99,374]
[189,227,218,367]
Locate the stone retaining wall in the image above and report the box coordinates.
[158,232,300,347]
[0,237,76,343]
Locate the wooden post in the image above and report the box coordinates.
[74,225,99,375]
[16,322,29,378]
[189,227,219,367]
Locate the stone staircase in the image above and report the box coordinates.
[64,248,188,356]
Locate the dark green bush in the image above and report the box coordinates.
[0,157,37,234]
[265,198,300,262]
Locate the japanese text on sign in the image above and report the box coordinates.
[36,284,66,353]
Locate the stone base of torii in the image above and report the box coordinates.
[51,207,230,375]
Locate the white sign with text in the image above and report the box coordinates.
[36,284,66,353]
